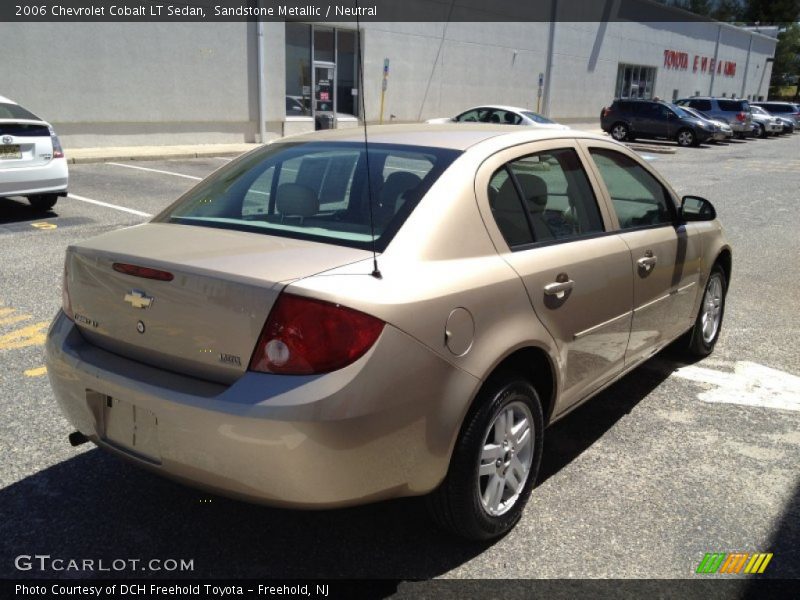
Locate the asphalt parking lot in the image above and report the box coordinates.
[1,133,798,584]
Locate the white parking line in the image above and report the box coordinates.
[68,193,153,217]
[672,360,800,412]
[107,162,202,181]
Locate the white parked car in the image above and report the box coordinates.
[0,95,68,211]
[427,105,570,130]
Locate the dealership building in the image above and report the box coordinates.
[3,2,778,147]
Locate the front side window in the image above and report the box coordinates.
[488,148,605,248]
[589,148,674,230]
[689,99,713,111]
[157,142,460,251]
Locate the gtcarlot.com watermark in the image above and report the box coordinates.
[14,554,194,573]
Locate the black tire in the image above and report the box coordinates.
[676,128,696,147]
[756,123,767,139]
[684,265,727,358]
[426,374,544,541]
[27,194,58,211]
[610,122,629,141]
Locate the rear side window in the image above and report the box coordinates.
[456,108,489,122]
[589,148,674,229]
[717,99,748,112]
[614,101,637,113]
[158,142,460,251]
[488,148,605,248]
[0,102,41,121]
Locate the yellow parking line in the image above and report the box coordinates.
[24,366,48,377]
[0,314,31,326]
[0,322,50,350]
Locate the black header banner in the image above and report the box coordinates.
[1,0,785,24]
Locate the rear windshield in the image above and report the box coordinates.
[0,102,41,121]
[156,142,461,251]
[717,99,749,112]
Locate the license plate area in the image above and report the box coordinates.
[89,391,161,463]
[0,144,22,159]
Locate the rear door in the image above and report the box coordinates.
[477,140,633,410]
[581,141,703,365]
[633,103,670,138]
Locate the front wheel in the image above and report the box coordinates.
[756,123,767,138]
[27,194,59,211]
[610,122,629,141]
[685,265,727,357]
[427,375,544,540]
[676,129,697,147]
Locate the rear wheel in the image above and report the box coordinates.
[610,122,629,141]
[676,128,697,147]
[427,375,544,540]
[684,265,727,358]
[27,194,58,211]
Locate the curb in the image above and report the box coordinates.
[625,143,678,154]
[67,147,259,165]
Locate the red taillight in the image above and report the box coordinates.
[49,127,65,159]
[602,107,610,117]
[62,262,73,321]
[112,263,174,281]
[736,112,746,122]
[249,293,385,375]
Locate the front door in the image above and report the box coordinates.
[584,144,703,365]
[313,62,336,127]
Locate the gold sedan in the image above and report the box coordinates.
[46,125,731,540]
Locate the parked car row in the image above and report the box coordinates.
[600,97,798,146]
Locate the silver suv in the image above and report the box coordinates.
[675,97,752,138]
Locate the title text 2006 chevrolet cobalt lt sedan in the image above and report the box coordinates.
[46,125,730,540]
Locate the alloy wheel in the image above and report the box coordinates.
[478,400,534,516]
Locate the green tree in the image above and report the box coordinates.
[769,23,800,94]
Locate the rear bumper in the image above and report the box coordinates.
[0,157,68,197]
[45,310,478,508]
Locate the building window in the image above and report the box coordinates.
[284,24,360,122]
[285,23,312,117]
[616,64,657,99]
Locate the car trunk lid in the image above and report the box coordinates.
[65,223,372,384]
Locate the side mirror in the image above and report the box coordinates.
[680,195,716,221]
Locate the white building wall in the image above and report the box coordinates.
[0,17,778,147]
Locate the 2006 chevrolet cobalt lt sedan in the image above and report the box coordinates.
[46,125,730,540]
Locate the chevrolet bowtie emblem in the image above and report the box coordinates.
[124,290,154,309]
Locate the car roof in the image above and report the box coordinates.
[276,123,605,151]
[0,95,17,104]
[458,105,534,114]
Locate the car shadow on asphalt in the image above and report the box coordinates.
[0,446,488,581]
[0,354,705,582]
[0,196,56,224]
[538,354,678,484]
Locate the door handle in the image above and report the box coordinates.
[544,279,574,299]
[637,253,657,272]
